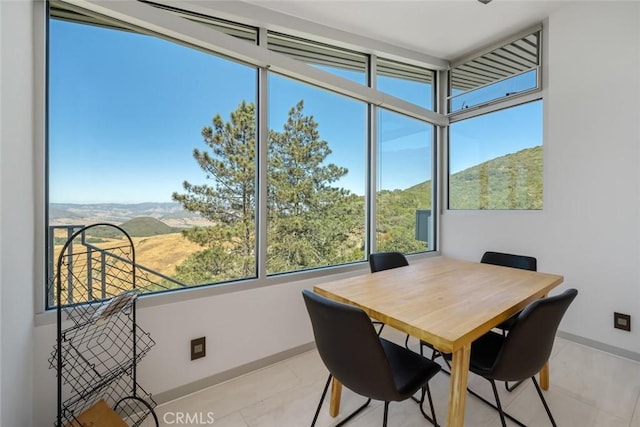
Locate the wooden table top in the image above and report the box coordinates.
[313,256,564,354]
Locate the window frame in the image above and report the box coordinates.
[36,0,547,316]
[445,25,546,212]
[447,25,542,116]
[39,0,444,314]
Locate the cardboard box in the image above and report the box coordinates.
[65,399,127,427]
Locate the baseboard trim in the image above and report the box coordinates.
[152,342,317,405]
[557,331,640,362]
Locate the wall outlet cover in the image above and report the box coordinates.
[191,337,206,360]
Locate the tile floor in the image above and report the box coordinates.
[143,329,640,426]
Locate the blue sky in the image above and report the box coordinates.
[48,19,540,204]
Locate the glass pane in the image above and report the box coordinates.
[377,58,434,110]
[448,101,543,210]
[376,110,434,253]
[48,17,258,305]
[267,74,367,275]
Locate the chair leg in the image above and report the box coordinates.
[466,384,525,427]
[505,379,525,392]
[419,341,445,369]
[531,376,557,427]
[418,385,439,426]
[419,341,437,359]
[382,402,390,427]
[311,375,332,427]
[334,398,372,427]
[311,374,372,427]
[489,379,508,427]
[435,351,451,375]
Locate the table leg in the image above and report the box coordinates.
[540,360,549,390]
[329,377,342,417]
[538,293,550,391]
[447,344,471,427]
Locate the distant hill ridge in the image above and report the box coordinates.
[49,202,212,228]
[120,217,177,237]
[50,147,542,232]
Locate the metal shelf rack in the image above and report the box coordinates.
[49,223,158,426]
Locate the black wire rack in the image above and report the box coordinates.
[49,223,158,426]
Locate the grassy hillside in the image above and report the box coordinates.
[132,233,203,276]
[449,146,542,209]
[52,232,203,280]
[402,146,542,209]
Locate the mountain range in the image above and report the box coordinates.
[49,202,212,228]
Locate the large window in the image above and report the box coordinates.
[47,1,493,306]
[448,101,543,210]
[376,110,435,252]
[48,12,259,306]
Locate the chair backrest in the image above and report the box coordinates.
[369,252,409,273]
[480,251,537,271]
[302,290,399,401]
[490,288,578,381]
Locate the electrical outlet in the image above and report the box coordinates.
[614,312,631,332]
[191,337,206,360]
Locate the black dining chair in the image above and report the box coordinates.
[479,250,537,392]
[368,252,409,338]
[480,251,538,333]
[462,288,578,427]
[302,289,440,427]
[369,251,409,273]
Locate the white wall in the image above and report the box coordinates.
[0,1,35,426]
[135,279,315,393]
[10,1,638,426]
[442,2,640,354]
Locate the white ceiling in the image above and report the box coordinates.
[244,0,566,61]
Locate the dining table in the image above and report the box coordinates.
[313,255,564,427]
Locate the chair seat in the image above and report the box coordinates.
[380,338,440,399]
[440,331,506,377]
[467,331,505,378]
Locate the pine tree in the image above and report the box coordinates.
[172,100,256,283]
[173,99,363,283]
[267,100,358,273]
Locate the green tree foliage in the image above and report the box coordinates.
[172,100,256,283]
[267,101,363,273]
[173,100,365,284]
[376,185,431,253]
